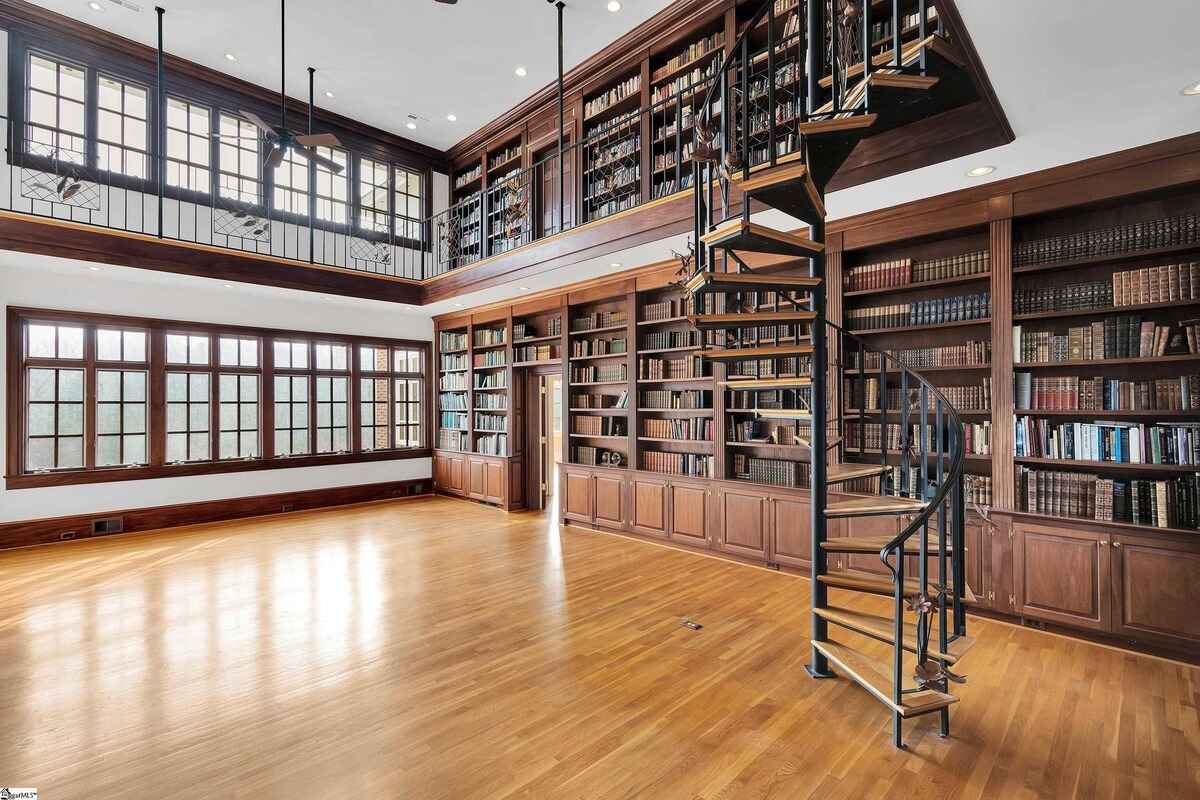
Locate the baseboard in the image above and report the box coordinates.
[0,478,432,551]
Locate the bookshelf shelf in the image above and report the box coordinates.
[513,334,561,345]
[1015,355,1200,369]
[570,352,629,362]
[472,341,507,351]
[639,346,702,355]
[569,324,628,336]
[636,377,712,385]
[1013,409,1200,418]
[570,380,627,387]
[636,316,689,326]
[569,407,628,414]
[843,364,992,376]
[844,272,992,298]
[1013,300,1200,322]
[849,318,992,336]
[1009,509,1200,539]
[1012,241,1200,276]
[473,386,508,392]
[638,407,714,414]
[568,434,627,441]
[1014,457,1200,473]
[512,359,562,368]
[637,437,714,445]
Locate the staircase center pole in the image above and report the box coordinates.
[807,209,832,680]
[155,7,165,239]
[556,1,565,235]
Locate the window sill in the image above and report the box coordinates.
[5,448,431,490]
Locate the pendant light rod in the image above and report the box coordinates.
[280,0,287,126]
[307,66,315,264]
[555,1,565,233]
[155,6,165,239]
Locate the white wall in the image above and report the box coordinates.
[0,251,435,524]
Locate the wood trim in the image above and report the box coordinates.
[935,0,1015,144]
[989,216,1014,510]
[0,478,431,551]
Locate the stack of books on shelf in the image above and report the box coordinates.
[651,64,718,104]
[846,292,990,331]
[642,296,694,321]
[572,391,629,409]
[1015,418,1200,465]
[727,388,810,411]
[637,354,710,380]
[439,393,468,413]
[967,475,994,508]
[573,446,625,467]
[642,418,713,441]
[1113,262,1200,304]
[844,379,991,412]
[640,389,711,409]
[642,329,699,350]
[587,135,640,174]
[845,251,991,291]
[440,352,468,371]
[439,411,467,430]
[574,415,627,436]
[585,75,641,120]
[1016,468,1200,530]
[586,164,642,203]
[731,454,808,488]
[652,172,694,199]
[845,421,991,456]
[454,164,482,190]
[1015,280,1113,314]
[571,363,627,383]
[642,451,713,477]
[727,356,811,379]
[727,419,808,445]
[850,341,991,370]
[1014,212,1200,267]
[572,310,627,332]
[439,372,468,391]
[473,350,506,368]
[651,30,725,84]
[438,429,469,451]
[869,4,938,46]
[571,337,627,357]
[474,413,508,432]
[475,393,506,410]
[514,343,559,363]
[514,317,561,339]
[489,143,520,171]
[476,433,507,456]
[474,372,506,389]
[439,331,467,350]
[1013,318,1196,364]
[474,328,506,346]
[1014,373,1200,411]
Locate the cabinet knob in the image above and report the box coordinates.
[1112,541,1122,548]
[1099,540,1108,546]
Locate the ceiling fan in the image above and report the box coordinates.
[219,0,346,174]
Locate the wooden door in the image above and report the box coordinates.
[1014,523,1110,632]
[468,457,487,500]
[631,476,669,539]
[1110,534,1200,647]
[669,480,710,547]
[484,460,507,505]
[594,473,627,530]
[716,487,769,561]
[770,494,812,570]
[562,468,594,523]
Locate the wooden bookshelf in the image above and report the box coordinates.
[568,295,633,469]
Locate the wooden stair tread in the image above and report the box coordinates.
[685,270,822,295]
[869,72,940,91]
[811,639,958,718]
[826,463,889,483]
[818,34,961,88]
[820,533,954,556]
[688,310,817,329]
[731,163,826,223]
[700,220,824,258]
[701,344,815,362]
[815,606,974,665]
[818,569,937,597]
[799,113,878,137]
[826,495,928,517]
[721,376,812,390]
[747,409,812,420]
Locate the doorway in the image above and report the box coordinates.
[526,370,563,510]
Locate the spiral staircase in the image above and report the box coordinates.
[687,0,975,748]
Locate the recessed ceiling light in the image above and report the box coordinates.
[224,283,234,288]
[406,121,417,130]
[519,286,530,290]
[965,165,995,178]
[514,66,528,77]
[1182,80,1200,97]
[607,1,622,12]
[610,262,621,268]
[87,1,103,11]
[453,302,464,307]
[446,113,457,122]
[88,265,101,271]
[224,53,237,62]
[324,90,334,98]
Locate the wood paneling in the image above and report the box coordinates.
[468,457,487,500]
[1111,534,1200,647]
[669,481,710,546]
[631,476,669,539]
[769,495,812,570]
[990,216,1015,510]
[1015,524,1110,632]
[562,469,594,523]
[593,473,627,531]
[717,486,769,560]
[485,460,507,505]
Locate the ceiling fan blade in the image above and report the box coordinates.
[434,0,458,4]
[294,145,344,174]
[239,109,281,136]
[265,145,287,171]
[294,132,343,148]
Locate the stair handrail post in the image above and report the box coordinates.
[857,339,865,452]
[880,357,889,474]
[892,541,905,748]
[918,0,928,74]
[892,0,902,67]
[740,36,751,193]
[952,466,967,636]
[862,0,872,113]
[899,368,910,497]
[807,217,831,679]
[830,0,841,114]
[767,0,776,169]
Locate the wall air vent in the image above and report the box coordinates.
[92,517,125,535]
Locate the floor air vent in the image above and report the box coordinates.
[92,517,124,535]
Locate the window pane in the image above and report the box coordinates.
[27,324,55,358]
[97,329,122,361]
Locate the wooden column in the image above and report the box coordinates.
[989,206,1014,511]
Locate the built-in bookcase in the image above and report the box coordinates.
[1010,191,1200,532]
[512,308,563,367]
[582,67,644,223]
[437,325,471,452]
[485,135,528,256]
[471,319,510,456]
[840,225,995,506]
[569,296,633,467]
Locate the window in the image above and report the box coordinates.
[394,166,423,241]
[9,310,429,489]
[97,75,148,179]
[218,113,261,205]
[314,148,349,224]
[26,52,86,162]
[358,157,390,233]
[273,148,309,216]
[166,97,212,193]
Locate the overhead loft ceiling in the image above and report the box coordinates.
[22,0,675,150]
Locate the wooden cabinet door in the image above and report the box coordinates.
[631,476,669,539]
[1014,523,1110,632]
[433,456,447,490]
[562,469,594,523]
[669,480,710,547]
[484,460,507,505]
[447,454,466,494]
[770,495,811,570]
[717,487,769,561]
[468,458,487,500]
[594,474,627,530]
[963,520,986,608]
[1110,534,1200,647]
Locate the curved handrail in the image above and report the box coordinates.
[696,1,777,125]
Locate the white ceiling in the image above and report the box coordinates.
[30,0,675,150]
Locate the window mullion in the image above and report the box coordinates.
[83,325,97,470]
[262,332,276,460]
[149,326,166,466]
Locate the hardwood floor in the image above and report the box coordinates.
[0,496,1196,799]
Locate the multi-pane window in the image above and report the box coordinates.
[219,335,259,368]
[394,166,423,241]
[96,369,147,466]
[273,148,309,216]
[393,348,423,447]
[166,97,212,193]
[273,339,310,457]
[23,322,86,471]
[219,373,260,459]
[358,345,423,450]
[26,53,86,162]
[315,148,349,224]
[314,342,350,454]
[358,157,390,233]
[97,75,148,178]
[166,332,212,463]
[218,113,261,204]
